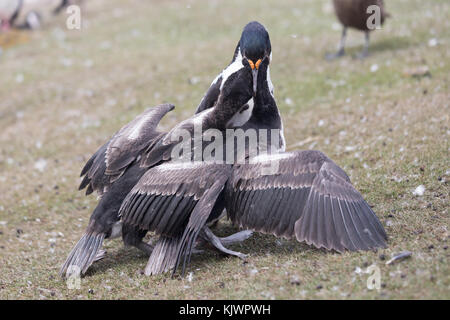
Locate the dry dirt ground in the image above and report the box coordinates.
[0,0,448,299]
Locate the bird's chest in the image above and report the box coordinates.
[226,98,255,128]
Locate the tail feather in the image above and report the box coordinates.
[144,235,181,276]
[59,232,105,278]
[173,228,198,277]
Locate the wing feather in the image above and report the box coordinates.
[120,162,231,238]
[173,174,230,276]
[78,104,174,196]
[227,150,387,252]
[267,188,284,232]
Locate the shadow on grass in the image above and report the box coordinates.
[344,36,415,57]
[85,245,148,277]
[83,224,336,278]
[370,36,415,53]
[190,224,335,271]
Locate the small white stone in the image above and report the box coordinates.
[250,268,258,275]
[60,58,73,67]
[100,41,111,50]
[130,29,141,37]
[189,77,200,85]
[428,38,438,47]
[84,59,93,68]
[370,64,379,73]
[284,97,293,106]
[15,74,24,83]
[345,146,356,152]
[106,99,117,107]
[412,185,425,196]
[34,159,47,172]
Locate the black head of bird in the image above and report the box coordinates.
[194,21,273,115]
[237,21,272,96]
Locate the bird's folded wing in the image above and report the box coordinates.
[119,161,231,237]
[79,104,174,195]
[226,150,387,252]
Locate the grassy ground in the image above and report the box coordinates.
[0,0,448,299]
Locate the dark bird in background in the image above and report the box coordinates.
[326,0,390,59]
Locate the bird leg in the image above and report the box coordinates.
[356,31,370,59]
[25,12,41,30]
[136,242,155,255]
[219,229,253,246]
[199,227,249,260]
[326,26,347,60]
[120,222,156,256]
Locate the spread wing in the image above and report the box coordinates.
[79,103,174,196]
[119,161,231,237]
[226,150,387,252]
[119,161,231,275]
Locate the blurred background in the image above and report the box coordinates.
[0,0,448,299]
